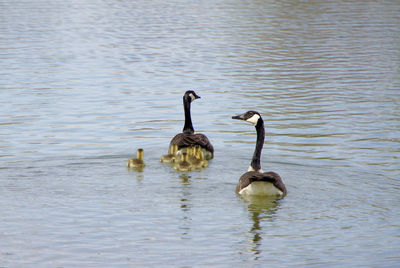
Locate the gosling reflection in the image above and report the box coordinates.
[178,174,192,239]
[241,195,279,259]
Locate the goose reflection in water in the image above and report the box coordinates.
[241,195,280,259]
[178,174,192,239]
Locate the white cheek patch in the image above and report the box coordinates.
[246,114,260,125]
[189,93,195,101]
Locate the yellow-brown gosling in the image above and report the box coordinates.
[126,148,146,168]
[187,146,197,164]
[160,144,178,163]
[173,152,192,172]
[191,145,208,170]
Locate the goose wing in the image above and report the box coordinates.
[170,133,214,153]
[236,171,287,195]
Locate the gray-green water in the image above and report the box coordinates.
[1,0,399,266]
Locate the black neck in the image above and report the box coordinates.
[182,96,194,134]
[250,118,265,171]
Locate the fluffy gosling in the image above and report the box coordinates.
[127,148,146,168]
[161,144,178,163]
[174,152,192,172]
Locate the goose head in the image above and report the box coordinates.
[232,110,262,126]
[184,90,201,103]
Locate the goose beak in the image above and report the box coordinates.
[193,93,201,99]
[232,113,245,120]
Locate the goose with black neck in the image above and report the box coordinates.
[232,111,286,197]
[168,90,214,161]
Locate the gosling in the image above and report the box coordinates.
[191,145,208,170]
[174,152,192,172]
[187,146,197,164]
[127,148,146,168]
[161,144,178,163]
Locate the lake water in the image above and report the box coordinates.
[1,0,399,267]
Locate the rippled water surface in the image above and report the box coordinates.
[1,0,399,266]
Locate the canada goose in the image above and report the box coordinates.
[174,152,192,172]
[160,144,178,163]
[126,148,146,168]
[169,90,214,160]
[190,145,208,170]
[232,111,286,197]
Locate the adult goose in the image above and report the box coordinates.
[169,90,214,160]
[232,111,286,198]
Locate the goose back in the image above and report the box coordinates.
[236,171,286,197]
[170,132,214,159]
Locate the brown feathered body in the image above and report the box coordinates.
[169,132,214,160]
[235,171,286,197]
